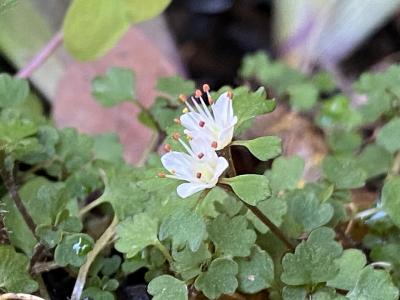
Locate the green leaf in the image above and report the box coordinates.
[82,287,114,300]
[0,74,29,108]
[0,117,37,144]
[312,71,336,93]
[347,266,399,300]
[327,249,367,291]
[288,83,318,111]
[156,76,195,100]
[246,196,287,234]
[149,97,181,129]
[282,286,307,300]
[0,245,38,293]
[235,246,274,294]
[377,118,400,153]
[286,190,334,232]
[63,0,129,60]
[49,128,93,175]
[327,130,362,155]
[266,156,304,193]
[101,255,122,276]
[231,86,276,131]
[93,133,124,163]
[222,174,270,205]
[159,207,206,252]
[54,233,94,267]
[122,0,171,23]
[92,67,135,107]
[148,275,188,300]
[115,213,159,258]
[316,95,362,130]
[357,144,392,179]
[3,177,68,255]
[382,177,400,228]
[281,227,342,285]
[208,215,256,257]
[233,136,282,161]
[172,243,211,281]
[322,156,366,189]
[354,65,400,123]
[194,258,238,299]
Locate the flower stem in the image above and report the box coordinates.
[221,146,295,251]
[16,31,63,79]
[155,241,173,264]
[242,200,295,251]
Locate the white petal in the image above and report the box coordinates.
[161,151,195,179]
[180,112,202,131]
[177,182,210,198]
[217,125,235,150]
[189,136,219,160]
[214,157,229,178]
[212,92,232,127]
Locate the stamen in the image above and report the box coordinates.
[195,89,202,98]
[227,91,233,99]
[174,118,181,124]
[171,169,176,174]
[179,94,187,103]
[172,132,181,140]
[158,172,166,178]
[163,144,171,152]
[196,172,202,179]
[182,107,189,113]
[211,141,218,149]
[186,134,192,141]
[208,95,214,104]
[197,153,204,159]
[202,84,210,92]
[199,121,205,127]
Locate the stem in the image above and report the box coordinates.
[0,294,45,300]
[0,168,37,239]
[389,152,400,178]
[137,131,159,167]
[16,31,63,79]
[70,216,118,300]
[220,146,295,251]
[31,261,60,275]
[154,241,173,264]
[78,195,105,218]
[242,200,295,251]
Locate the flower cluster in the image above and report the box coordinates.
[160,85,237,198]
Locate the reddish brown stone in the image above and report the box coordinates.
[54,27,180,164]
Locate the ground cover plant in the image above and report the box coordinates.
[2,1,400,300]
[1,51,400,299]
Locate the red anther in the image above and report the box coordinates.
[199,121,205,127]
[197,153,204,159]
[196,172,202,179]
[211,141,218,149]
[163,144,171,152]
[172,132,181,140]
[195,89,202,98]
[158,172,166,178]
[179,94,187,103]
[203,84,210,92]
[208,97,214,104]
[174,118,181,124]
[227,91,233,99]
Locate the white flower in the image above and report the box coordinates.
[179,85,238,150]
[161,135,229,198]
